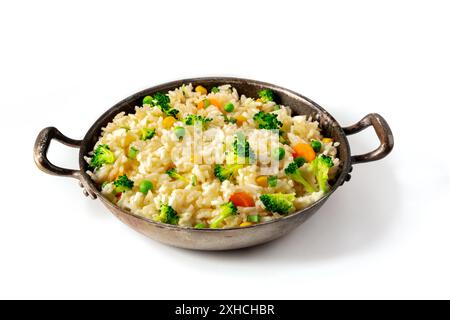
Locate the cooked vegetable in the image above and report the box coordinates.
[113,175,134,193]
[230,192,255,207]
[194,223,206,229]
[140,128,156,141]
[235,115,247,126]
[272,147,285,160]
[311,155,334,193]
[292,143,316,162]
[127,146,139,160]
[284,162,316,193]
[90,144,115,169]
[157,204,179,225]
[223,114,237,124]
[311,140,322,153]
[233,133,255,162]
[184,114,212,129]
[152,92,179,117]
[214,164,243,182]
[174,126,185,139]
[142,95,153,105]
[210,202,238,228]
[211,87,220,93]
[294,156,306,168]
[279,133,288,145]
[255,176,268,187]
[162,116,177,129]
[209,98,221,110]
[139,180,153,194]
[253,111,282,130]
[191,174,198,186]
[258,89,275,102]
[224,102,234,112]
[260,193,295,214]
[240,222,253,227]
[195,85,207,95]
[268,176,278,187]
[247,214,260,223]
[322,137,333,144]
[203,99,211,108]
[166,167,189,183]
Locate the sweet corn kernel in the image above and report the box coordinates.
[240,222,253,227]
[235,115,247,126]
[322,138,333,144]
[195,85,207,95]
[255,176,268,187]
[162,116,176,129]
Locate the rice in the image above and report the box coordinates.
[85,84,340,228]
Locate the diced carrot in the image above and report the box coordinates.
[292,143,316,162]
[209,98,223,112]
[235,115,247,126]
[197,100,204,109]
[230,192,255,207]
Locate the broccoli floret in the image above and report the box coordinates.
[260,193,295,215]
[140,128,156,141]
[166,167,189,183]
[210,202,238,228]
[284,162,316,193]
[222,114,237,124]
[113,175,134,193]
[294,156,307,168]
[152,92,170,108]
[157,204,179,225]
[258,89,275,102]
[151,92,179,117]
[311,155,334,193]
[214,164,244,182]
[253,111,282,130]
[184,114,212,129]
[233,133,255,163]
[311,140,322,153]
[268,176,278,187]
[90,144,115,169]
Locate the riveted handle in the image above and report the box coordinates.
[343,113,394,164]
[33,127,82,178]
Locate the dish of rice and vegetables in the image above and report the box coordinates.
[85,84,340,229]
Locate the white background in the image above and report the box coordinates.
[1,0,449,300]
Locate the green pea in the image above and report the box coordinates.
[203,99,211,108]
[194,223,206,229]
[174,126,186,139]
[142,95,153,105]
[211,87,220,93]
[247,215,260,223]
[128,146,139,159]
[311,140,322,153]
[139,180,153,194]
[272,147,285,160]
[224,102,235,112]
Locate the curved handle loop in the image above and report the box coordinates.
[33,127,82,178]
[343,113,394,164]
